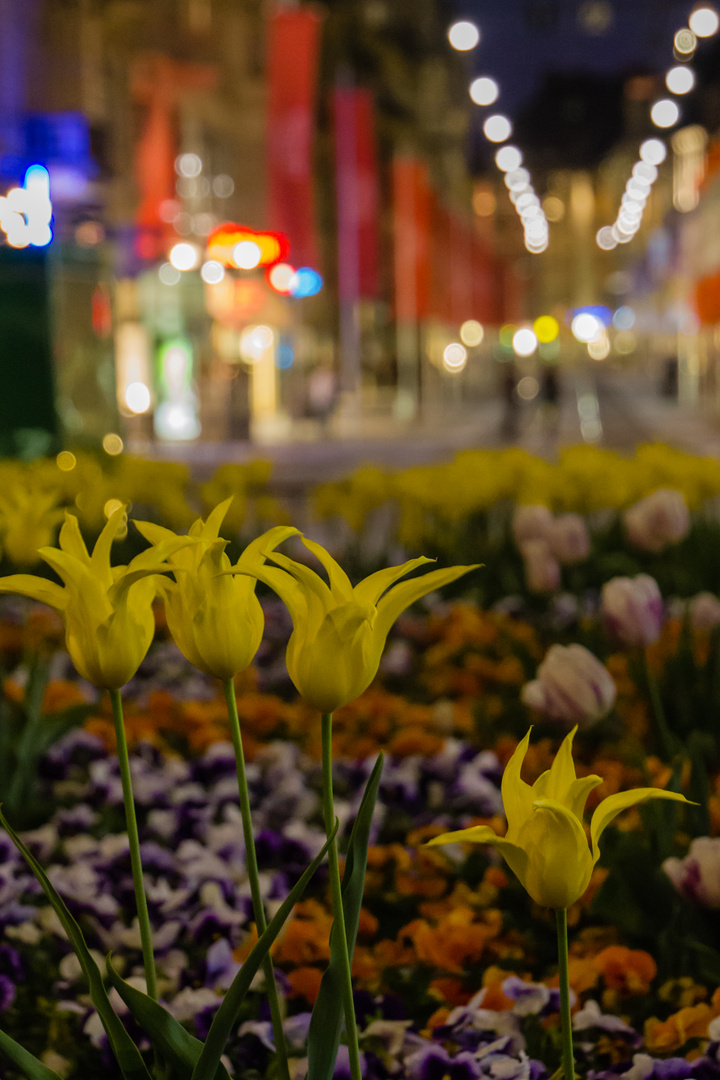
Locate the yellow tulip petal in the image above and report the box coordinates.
[427,824,510,847]
[500,728,535,830]
[107,566,170,605]
[201,497,234,543]
[590,788,693,863]
[229,562,310,627]
[523,799,595,908]
[129,535,198,572]
[326,600,374,638]
[300,536,354,600]
[134,520,178,547]
[542,725,579,792]
[0,573,66,610]
[532,728,603,818]
[59,513,90,563]
[427,824,530,891]
[90,506,127,583]
[265,550,334,607]
[563,775,604,819]
[238,525,302,567]
[374,563,480,639]
[352,556,435,607]
[39,546,95,593]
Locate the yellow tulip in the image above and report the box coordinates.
[428,727,692,909]
[234,536,479,713]
[0,485,65,568]
[135,499,298,681]
[0,507,191,689]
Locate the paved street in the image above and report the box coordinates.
[135,366,720,489]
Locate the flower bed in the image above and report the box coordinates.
[1,447,720,1080]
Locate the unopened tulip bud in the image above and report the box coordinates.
[664,837,720,909]
[623,488,690,553]
[601,574,663,648]
[521,539,561,594]
[521,643,616,726]
[689,592,720,633]
[512,504,554,547]
[549,514,590,565]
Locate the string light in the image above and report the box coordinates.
[448,20,480,50]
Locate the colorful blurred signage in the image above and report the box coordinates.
[207,223,290,269]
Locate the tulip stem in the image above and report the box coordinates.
[321,711,362,1080]
[108,689,158,1001]
[555,907,575,1080]
[223,679,290,1080]
[643,650,674,761]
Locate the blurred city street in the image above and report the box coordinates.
[137,366,720,486]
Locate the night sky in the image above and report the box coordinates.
[454,0,712,171]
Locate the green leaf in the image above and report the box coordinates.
[107,958,231,1080]
[679,939,720,985]
[307,753,384,1080]
[191,820,338,1080]
[0,809,153,1080]
[0,1028,64,1080]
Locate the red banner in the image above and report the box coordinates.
[132,54,216,260]
[266,8,322,269]
[392,157,431,321]
[334,86,379,300]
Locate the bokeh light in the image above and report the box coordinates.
[651,99,680,128]
[200,260,225,284]
[516,376,539,400]
[169,243,199,271]
[102,433,124,456]
[639,138,667,164]
[159,262,181,285]
[542,196,565,221]
[614,330,637,354]
[666,65,696,94]
[495,145,522,171]
[596,225,617,250]
[534,315,559,343]
[268,262,296,293]
[289,267,323,298]
[104,499,124,520]
[469,77,499,106]
[125,382,151,414]
[499,324,518,348]
[175,153,202,178]
[448,20,480,49]
[513,328,538,356]
[233,240,262,269]
[483,114,512,142]
[613,306,635,330]
[571,312,601,343]
[212,174,235,197]
[633,161,658,183]
[442,343,467,372]
[472,188,496,216]
[674,27,697,54]
[588,333,610,360]
[460,320,484,346]
[689,6,719,37]
[56,451,76,472]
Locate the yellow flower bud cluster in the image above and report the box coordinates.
[312,443,720,551]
